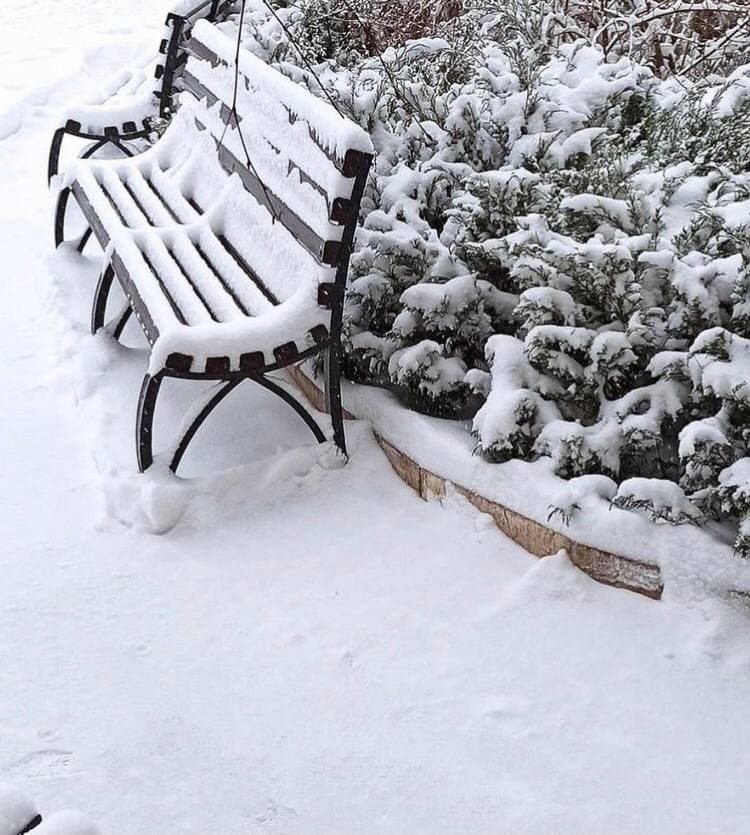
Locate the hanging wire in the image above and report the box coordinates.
[259,0,345,116]
[257,0,437,147]
[255,1,380,193]
[219,0,278,220]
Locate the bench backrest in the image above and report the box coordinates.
[181,20,374,306]
[156,0,237,118]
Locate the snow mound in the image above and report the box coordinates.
[35,811,102,835]
[503,550,591,606]
[139,463,191,535]
[0,784,38,835]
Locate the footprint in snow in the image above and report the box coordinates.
[3,749,78,781]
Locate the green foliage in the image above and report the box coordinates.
[246,0,750,556]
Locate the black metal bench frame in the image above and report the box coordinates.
[47,0,236,184]
[54,31,373,474]
[15,813,42,835]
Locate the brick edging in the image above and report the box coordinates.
[288,366,664,600]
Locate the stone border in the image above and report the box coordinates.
[289,367,664,600]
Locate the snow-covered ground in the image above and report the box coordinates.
[2,3,750,833]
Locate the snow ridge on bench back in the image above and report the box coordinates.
[183,21,374,251]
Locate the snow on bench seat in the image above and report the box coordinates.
[66,106,227,234]
[106,179,335,375]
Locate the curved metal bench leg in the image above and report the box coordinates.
[137,372,165,472]
[80,139,109,161]
[252,374,327,444]
[16,811,42,834]
[324,345,347,457]
[91,263,115,334]
[170,379,245,474]
[77,226,93,254]
[169,373,328,475]
[93,268,132,341]
[48,127,67,184]
[54,187,71,248]
[111,139,136,158]
[112,305,133,342]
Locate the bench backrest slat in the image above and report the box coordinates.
[156,0,237,119]
[182,49,356,212]
[182,22,373,258]
[184,35,368,180]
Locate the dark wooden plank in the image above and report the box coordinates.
[183,67,336,217]
[139,249,188,325]
[217,234,279,306]
[71,181,111,248]
[142,176,182,223]
[121,179,159,226]
[185,71,347,233]
[95,179,130,228]
[187,196,204,215]
[185,37,221,68]
[110,251,160,344]
[213,139,341,267]
[182,70,238,127]
[185,37,362,178]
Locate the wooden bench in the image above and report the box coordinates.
[54,20,373,473]
[47,0,237,184]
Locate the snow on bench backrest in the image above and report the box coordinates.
[181,21,374,292]
[170,0,217,15]
[158,1,237,120]
[169,0,234,23]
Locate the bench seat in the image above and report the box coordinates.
[56,107,232,254]
[63,119,222,238]
[99,193,333,376]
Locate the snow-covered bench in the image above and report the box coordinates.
[54,21,374,473]
[47,0,237,184]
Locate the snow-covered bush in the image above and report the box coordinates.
[240,0,750,557]
[546,0,750,79]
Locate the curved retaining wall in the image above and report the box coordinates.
[289,367,664,600]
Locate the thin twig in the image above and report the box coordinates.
[335,0,438,145]
[259,0,345,115]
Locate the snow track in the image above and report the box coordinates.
[2,4,750,834]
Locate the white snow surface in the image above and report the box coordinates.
[0,784,38,835]
[2,3,750,834]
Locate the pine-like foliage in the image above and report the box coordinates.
[243,0,750,557]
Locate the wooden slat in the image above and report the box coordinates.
[110,251,160,344]
[185,37,363,178]
[214,140,339,266]
[140,249,188,325]
[185,70,354,234]
[217,234,279,306]
[143,176,182,222]
[121,179,158,226]
[95,179,131,228]
[192,242,253,316]
[168,246,220,321]
[182,70,238,128]
[71,181,111,248]
[184,68,340,221]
